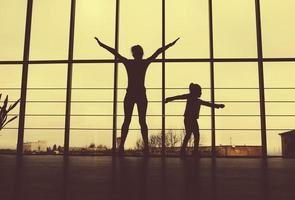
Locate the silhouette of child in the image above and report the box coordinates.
[165,83,225,156]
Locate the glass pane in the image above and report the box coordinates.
[166,63,211,155]
[23,130,64,154]
[119,0,161,59]
[261,0,295,58]
[0,132,18,153]
[123,130,161,155]
[30,0,71,60]
[70,64,114,153]
[24,64,67,154]
[0,1,26,60]
[213,0,257,58]
[74,0,116,59]
[70,130,112,155]
[166,0,209,58]
[0,65,22,151]
[215,63,261,156]
[264,62,295,156]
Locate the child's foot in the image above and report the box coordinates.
[180,150,186,157]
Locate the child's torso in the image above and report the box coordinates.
[184,95,201,119]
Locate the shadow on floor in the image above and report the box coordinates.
[0,155,295,200]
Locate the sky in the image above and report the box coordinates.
[0,0,295,156]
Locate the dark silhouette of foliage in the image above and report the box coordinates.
[135,130,180,150]
[89,143,96,148]
[0,94,20,131]
[52,144,57,151]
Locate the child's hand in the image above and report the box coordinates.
[219,104,225,109]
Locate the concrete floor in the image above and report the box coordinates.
[0,155,294,200]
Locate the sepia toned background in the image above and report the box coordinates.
[0,0,294,156]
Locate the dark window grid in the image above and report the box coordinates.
[0,0,292,156]
[3,127,293,131]
[6,114,295,117]
[2,58,295,65]
[2,100,295,103]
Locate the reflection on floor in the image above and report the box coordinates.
[0,155,294,200]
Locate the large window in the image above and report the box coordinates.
[70,64,114,154]
[1,0,294,157]
[0,65,22,152]
[24,64,67,154]
[215,63,261,150]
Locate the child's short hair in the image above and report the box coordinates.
[189,83,201,96]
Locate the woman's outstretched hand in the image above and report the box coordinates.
[94,37,102,46]
[170,37,180,46]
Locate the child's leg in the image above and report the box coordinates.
[181,118,193,154]
[192,121,200,154]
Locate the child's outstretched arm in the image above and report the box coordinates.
[165,94,188,103]
[94,37,127,62]
[200,100,225,109]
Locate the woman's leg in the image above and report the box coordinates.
[137,94,149,154]
[119,93,135,153]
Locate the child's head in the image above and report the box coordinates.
[189,83,202,97]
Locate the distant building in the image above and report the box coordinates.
[150,145,262,156]
[279,130,295,158]
[23,140,47,153]
[215,145,262,157]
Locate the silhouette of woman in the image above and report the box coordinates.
[165,83,225,156]
[95,37,179,155]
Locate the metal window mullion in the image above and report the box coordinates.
[208,0,216,157]
[255,0,267,158]
[112,0,120,154]
[161,0,166,156]
[64,0,76,156]
[17,0,33,156]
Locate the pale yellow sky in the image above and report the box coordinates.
[0,0,295,155]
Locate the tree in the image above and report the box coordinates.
[166,129,180,148]
[57,145,63,152]
[150,134,161,148]
[47,147,52,152]
[135,138,144,150]
[134,130,181,150]
[89,143,95,148]
[52,144,57,151]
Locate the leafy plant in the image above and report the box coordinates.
[0,94,20,131]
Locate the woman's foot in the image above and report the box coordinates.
[143,147,149,157]
[192,150,200,158]
[118,148,125,156]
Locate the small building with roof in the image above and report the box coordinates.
[279,130,295,158]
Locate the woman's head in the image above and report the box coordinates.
[189,83,202,97]
[131,45,144,59]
